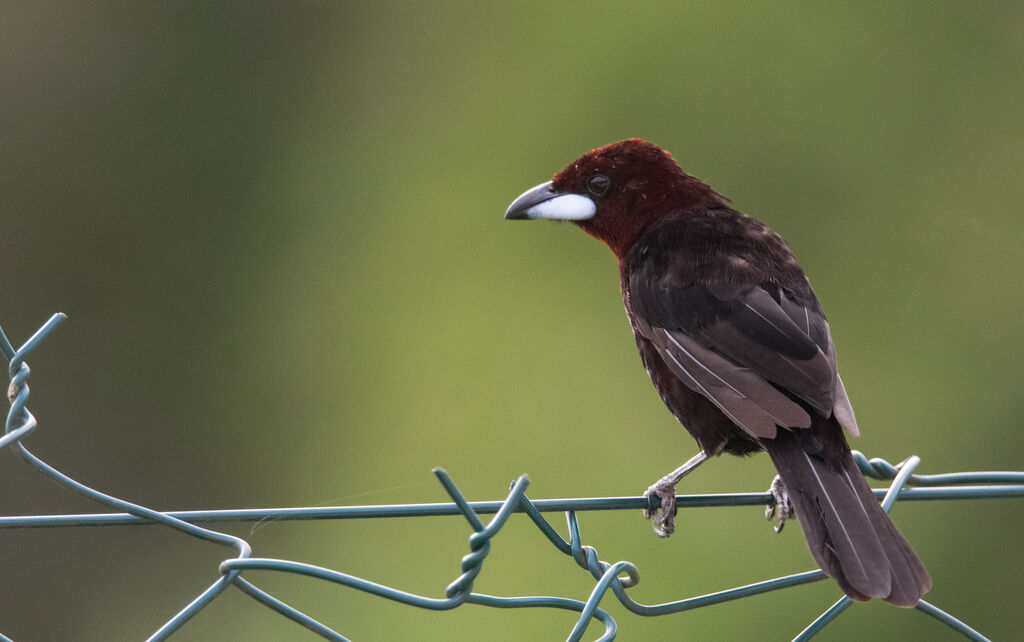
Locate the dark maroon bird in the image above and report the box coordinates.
[504,139,930,606]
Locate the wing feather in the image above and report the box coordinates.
[640,322,811,438]
[628,246,857,435]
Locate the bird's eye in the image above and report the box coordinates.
[587,174,610,196]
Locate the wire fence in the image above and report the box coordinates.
[3,314,1023,641]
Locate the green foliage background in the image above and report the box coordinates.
[2,2,1022,640]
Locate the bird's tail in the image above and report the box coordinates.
[764,417,931,606]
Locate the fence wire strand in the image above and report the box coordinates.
[3,314,1022,641]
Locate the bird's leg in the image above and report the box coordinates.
[643,450,708,537]
[765,474,796,533]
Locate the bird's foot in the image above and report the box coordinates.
[642,450,708,538]
[765,474,796,533]
[643,480,677,538]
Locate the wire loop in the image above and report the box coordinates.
[1,315,1012,641]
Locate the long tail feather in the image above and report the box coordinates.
[764,417,931,606]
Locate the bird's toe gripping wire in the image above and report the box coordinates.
[643,482,678,538]
[642,450,709,538]
[765,474,796,533]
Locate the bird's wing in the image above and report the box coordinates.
[629,267,858,439]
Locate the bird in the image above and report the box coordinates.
[503,139,931,606]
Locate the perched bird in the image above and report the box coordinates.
[504,139,931,606]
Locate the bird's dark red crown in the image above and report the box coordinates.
[552,139,726,257]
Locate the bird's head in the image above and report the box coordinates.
[505,139,725,257]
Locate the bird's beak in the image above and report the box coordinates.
[504,180,596,221]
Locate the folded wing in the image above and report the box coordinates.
[629,273,859,438]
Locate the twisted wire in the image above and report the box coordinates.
[3,314,1019,641]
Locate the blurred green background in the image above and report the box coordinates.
[2,2,1022,640]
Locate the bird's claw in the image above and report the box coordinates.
[765,475,796,533]
[643,482,677,537]
[641,451,709,537]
